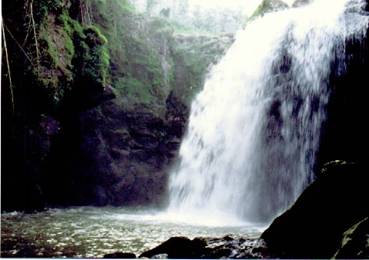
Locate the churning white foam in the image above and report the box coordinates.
[166,0,369,225]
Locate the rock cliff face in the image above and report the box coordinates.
[2,0,234,211]
[2,0,112,211]
[53,0,236,207]
[318,18,369,168]
[45,94,189,207]
[44,0,235,207]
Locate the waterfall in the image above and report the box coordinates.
[166,0,369,225]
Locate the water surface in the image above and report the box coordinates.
[1,207,263,257]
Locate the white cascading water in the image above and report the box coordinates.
[166,0,369,225]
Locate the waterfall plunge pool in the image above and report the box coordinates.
[1,207,265,258]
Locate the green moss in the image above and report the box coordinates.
[84,27,110,87]
[248,0,289,21]
[57,11,84,39]
[65,35,75,57]
[38,18,74,71]
[116,76,154,104]
[45,36,59,67]
[36,20,71,98]
[85,26,109,45]
[73,26,111,88]
[88,0,227,111]
[34,0,66,21]
[88,0,170,106]
[116,0,136,13]
[29,0,112,106]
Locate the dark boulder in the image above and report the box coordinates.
[334,217,369,259]
[139,237,208,259]
[318,10,369,169]
[39,90,189,208]
[204,236,270,259]
[103,252,136,258]
[140,236,271,259]
[261,162,369,258]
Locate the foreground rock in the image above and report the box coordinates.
[261,162,369,258]
[140,236,269,259]
[140,237,207,258]
[104,252,136,258]
[334,217,369,258]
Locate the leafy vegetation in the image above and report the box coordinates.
[26,1,111,105]
[74,26,110,87]
[248,0,289,21]
[88,0,169,112]
[85,0,232,113]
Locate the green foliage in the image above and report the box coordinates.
[88,0,230,111]
[85,26,108,45]
[36,15,75,98]
[43,36,59,66]
[88,0,169,110]
[34,0,67,22]
[73,26,110,87]
[28,0,111,106]
[65,35,75,57]
[116,76,154,104]
[57,11,84,37]
[248,0,289,21]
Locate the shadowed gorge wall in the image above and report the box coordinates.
[1,0,234,211]
[2,0,112,211]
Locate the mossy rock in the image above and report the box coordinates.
[34,0,72,22]
[292,0,312,7]
[36,13,76,103]
[26,0,111,107]
[262,162,369,258]
[334,217,369,259]
[75,26,110,87]
[249,0,289,21]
